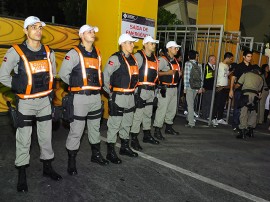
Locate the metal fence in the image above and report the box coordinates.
[156,24,265,126]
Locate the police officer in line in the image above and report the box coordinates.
[235,66,263,139]
[0,16,62,192]
[153,41,182,140]
[103,34,139,164]
[130,36,160,151]
[59,25,109,175]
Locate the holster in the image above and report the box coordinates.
[238,94,249,109]
[158,85,167,98]
[153,97,158,107]
[62,93,74,122]
[135,94,146,109]
[6,101,19,129]
[108,100,134,116]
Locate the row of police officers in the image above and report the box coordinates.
[0,16,181,192]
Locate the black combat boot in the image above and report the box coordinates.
[17,165,28,192]
[143,130,159,144]
[106,143,122,164]
[236,129,247,139]
[154,127,165,140]
[91,143,109,166]
[247,127,254,138]
[130,133,143,151]
[42,159,62,181]
[67,149,78,175]
[165,124,180,135]
[119,138,138,157]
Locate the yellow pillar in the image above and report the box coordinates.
[197,0,242,31]
[86,0,158,118]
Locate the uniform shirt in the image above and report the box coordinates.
[158,55,173,72]
[238,72,263,92]
[134,52,144,69]
[0,43,56,88]
[216,62,229,87]
[184,59,203,90]
[103,54,123,95]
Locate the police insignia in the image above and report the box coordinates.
[65,56,70,60]
[3,57,7,62]
[109,61,114,66]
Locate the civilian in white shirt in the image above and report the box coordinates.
[212,52,234,125]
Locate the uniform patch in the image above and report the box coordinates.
[3,57,7,62]
[108,61,114,66]
[65,56,70,60]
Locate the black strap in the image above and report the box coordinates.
[87,108,102,120]
[145,102,153,106]
[242,89,259,95]
[124,106,135,113]
[36,115,52,122]
[73,115,86,120]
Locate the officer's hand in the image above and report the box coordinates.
[229,90,234,99]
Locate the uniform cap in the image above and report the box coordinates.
[24,16,46,29]
[143,36,159,45]
[166,41,181,49]
[79,25,99,35]
[118,34,138,45]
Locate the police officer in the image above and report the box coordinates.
[0,16,62,192]
[130,36,160,151]
[235,66,263,139]
[153,41,182,140]
[103,34,139,164]
[59,25,109,175]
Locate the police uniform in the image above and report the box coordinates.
[0,41,62,191]
[103,51,139,164]
[130,50,160,151]
[59,44,108,174]
[153,54,181,139]
[237,70,263,138]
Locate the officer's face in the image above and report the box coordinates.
[144,42,156,53]
[168,47,179,56]
[243,53,252,63]
[82,29,96,43]
[122,41,134,54]
[24,22,43,41]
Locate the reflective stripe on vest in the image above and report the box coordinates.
[205,65,214,79]
[121,54,139,90]
[161,56,181,85]
[137,50,158,86]
[13,44,53,99]
[70,46,102,91]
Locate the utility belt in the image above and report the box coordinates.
[134,86,156,109]
[138,85,155,91]
[238,91,260,112]
[71,90,100,95]
[109,92,135,116]
[6,101,52,129]
[62,93,103,122]
[242,89,259,96]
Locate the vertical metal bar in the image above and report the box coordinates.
[208,25,224,126]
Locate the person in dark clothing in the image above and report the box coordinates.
[202,55,216,119]
[261,64,270,123]
[229,50,253,131]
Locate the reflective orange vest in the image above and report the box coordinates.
[69,46,102,92]
[12,44,53,99]
[137,50,158,86]
[159,56,181,86]
[110,52,139,93]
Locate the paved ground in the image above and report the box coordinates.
[0,114,270,202]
